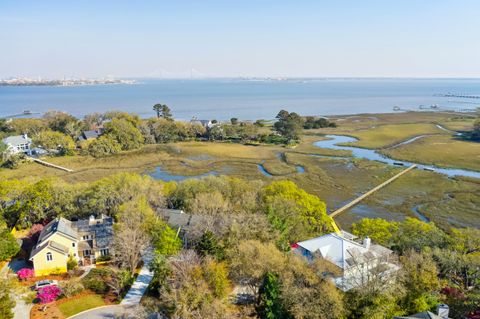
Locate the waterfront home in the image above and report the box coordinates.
[78,129,102,142]
[30,215,114,275]
[190,118,216,129]
[293,232,399,291]
[2,134,32,155]
[30,218,78,276]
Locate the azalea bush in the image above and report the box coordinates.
[17,268,34,281]
[38,285,61,304]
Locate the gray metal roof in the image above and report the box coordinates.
[2,135,32,146]
[37,218,78,243]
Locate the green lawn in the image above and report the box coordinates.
[57,294,106,318]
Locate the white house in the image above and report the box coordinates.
[2,134,32,155]
[190,118,216,129]
[293,231,399,291]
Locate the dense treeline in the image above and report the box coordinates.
[0,107,337,165]
[0,174,478,318]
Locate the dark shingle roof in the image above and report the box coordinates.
[72,216,114,250]
[82,130,101,139]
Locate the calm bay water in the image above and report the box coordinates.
[1,78,479,120]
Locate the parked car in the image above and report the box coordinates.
[34,279,58,291]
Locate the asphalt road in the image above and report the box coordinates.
[68,305,126,319]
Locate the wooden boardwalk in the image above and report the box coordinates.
[329,164,417,218]
[28,157,74,172]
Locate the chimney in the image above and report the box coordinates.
[363,237,371,250]
[89,215,96,225]
[436,304,449,319]
[23,133,28,140]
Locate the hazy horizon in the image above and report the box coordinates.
[1,0,480,79]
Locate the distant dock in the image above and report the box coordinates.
[435,93,480,99]
[28,157,73,172]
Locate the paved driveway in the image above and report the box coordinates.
[68,305,125,319]
[121,248,154,306]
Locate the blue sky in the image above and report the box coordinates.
[1,0,479,78]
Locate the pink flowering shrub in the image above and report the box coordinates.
[38,285,61,304]
[17,268,35,281]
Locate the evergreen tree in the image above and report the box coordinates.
[0,229,19,262]
[256,271,289,319]
[195,231,224,259]
[153,104,172,120]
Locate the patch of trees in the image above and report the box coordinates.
[351,217,480,318]
[274,110,304,143]
[1,173,479,318]
[471,118,480,141]
[303,116,337,129]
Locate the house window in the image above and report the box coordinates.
[82,235,91,240]
[46,252,53,261]
[83,250,91,256]
[100,249,110,256]
[72,242,76,247]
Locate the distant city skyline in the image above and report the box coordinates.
[1,0,480,78]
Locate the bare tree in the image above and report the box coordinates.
[113,198,154,272]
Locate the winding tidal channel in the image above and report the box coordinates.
[313,135,480,179]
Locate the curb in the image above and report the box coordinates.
[66,304,123,319]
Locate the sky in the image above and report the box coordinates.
[1,0,480,78]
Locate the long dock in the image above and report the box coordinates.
[329,164,417,218]
[28,157,74,172]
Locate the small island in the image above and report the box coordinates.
[0,77,136,87]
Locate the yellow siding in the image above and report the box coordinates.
[32,248,68,276]
[48,233,78,258]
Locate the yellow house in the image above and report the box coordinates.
[29,218,78,276]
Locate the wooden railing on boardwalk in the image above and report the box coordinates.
[329,164,417,218]
[27,157,74,172]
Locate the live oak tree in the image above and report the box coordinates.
[103,118,143,151]
[88,135,121,157]
[33,130,76,154]
[273,110,304,142]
